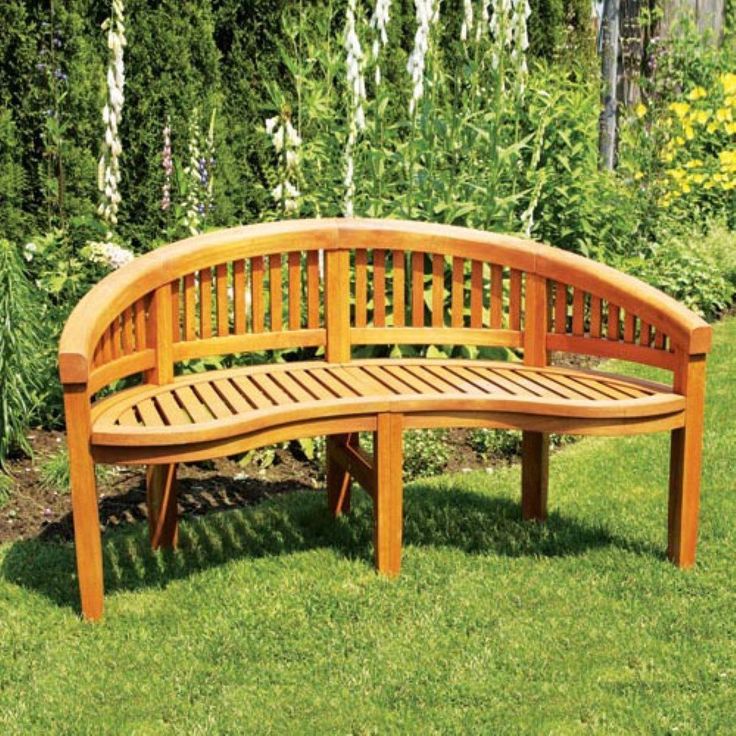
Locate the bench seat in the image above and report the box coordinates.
[91,359,685,450]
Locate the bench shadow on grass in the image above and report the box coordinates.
[0,475,661,614]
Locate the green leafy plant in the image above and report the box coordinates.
[0,239,44,468]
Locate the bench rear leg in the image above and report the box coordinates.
[147,464,179,550]
[326,433,356,516]
[521,431,549,521]
[373,414,403,576]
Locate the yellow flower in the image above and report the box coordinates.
[689,173,706,184]
[669,168,686,181]
[685,159,703,169]
[688,86,707,101]
[704,180,716,190]
[727,96,736,109]
[720,150,736,169]
[684,125,695,140]
[634,102,647,118]
[726,122,736,135]
[674,136,686,146]
[634,171,644,180]
[716,107,733,123]
[707,122,719,134]
[721,73,736,96]
[669,101,691,119]
[681,182,692,194]
[691,110,710,125]
[661,151,675,163]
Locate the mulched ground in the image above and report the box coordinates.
[0,428,489,545]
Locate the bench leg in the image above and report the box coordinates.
[69,442,104,621]
[326,433,356,516]
[147,464,179,550]
[521,431,549,522]
[668,425,703,567]
[373,414,403,576]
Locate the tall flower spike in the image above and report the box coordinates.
[407,0,439,116]
[265,113,302,215]
[370,0,392,85]
[97,0,126,232]
[161,118,172,211]
[343,0,367,217]
[461,0,474,42]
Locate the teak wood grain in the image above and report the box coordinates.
[58,218,712,621]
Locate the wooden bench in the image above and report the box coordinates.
[59,218,711,620]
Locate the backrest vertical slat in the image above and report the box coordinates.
[490,264,503,329]
[432,253,444,328]
[251,256,264,333]
[374,249,386,327]
[392,250,405,327]
[233,259,246,334]
[355,249,368,328]
[590,295,602,338]
[101,325,113,363]
[607,304,621,342]
[572,288,585,336]
[171,280,181,343]
[554,281,567,334]
[623,312,635,343]
[288,251,301,330]
[200,267,212,339]
[111,316,121,359]
[134,297,147,350]
[183,274,196,340]
[216,263,229,337]
[121,307,134,354]
[639,320,651,347]
[470,260,483,329]
[509,269,522,331]
[270,254,283,332]
[145,283,173,385]
[654,330,666,350]
[306,250,320,329]
[451,257,464,329]
[412,251,424,327]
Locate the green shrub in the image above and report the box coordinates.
[469,429,522,461]
[0,239,44,467]
[618,229,735,320]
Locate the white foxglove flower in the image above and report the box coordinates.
[461,0,473,41]
[370,0,392,84]
[407,0,440,116]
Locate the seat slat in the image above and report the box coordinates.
[213,379,254,413]
[339,365,393,396]
[405,364,462,394]
[383,364,436,394]
[542,372,610,401]
[491,368,554,398]
[288,369,335,400]
[310,368,359,399]
[446,365,508,395]
[195,382,234,420]
[362,365,418,395]
[156,392,192,426]
[250,373,292,405]
[174,386,214,423]
[231,376,273,409]
[136,398,164,427]
[270,371,315,403]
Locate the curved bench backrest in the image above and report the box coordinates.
[59,218,711,396]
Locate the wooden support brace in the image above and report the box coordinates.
[146,463,179,550]
[373,413,404,576]
[326,433,358,516]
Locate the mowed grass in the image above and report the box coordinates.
[1,321,735,735]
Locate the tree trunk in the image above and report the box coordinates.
[599,0,620,171]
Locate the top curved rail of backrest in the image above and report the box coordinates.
[59,218,711,395]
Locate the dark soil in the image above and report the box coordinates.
[0,427,501,546]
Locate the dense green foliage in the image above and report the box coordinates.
[1,316,735,732]
[0,240,43,468]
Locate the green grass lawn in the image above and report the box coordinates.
[1,320,735,734]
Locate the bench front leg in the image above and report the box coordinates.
[521,431,549,522]
[668,354,707,567]
[147,463,179,550]
[64,385,104,621]
[373,414,404,576]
